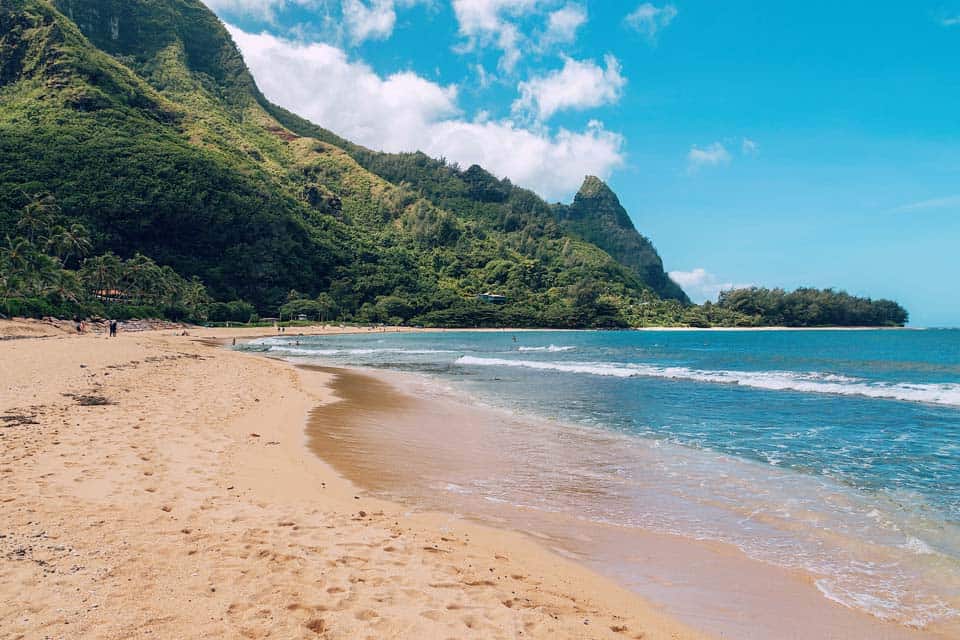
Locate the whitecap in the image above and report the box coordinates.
[517,345,576,352]
[454,356,960,407]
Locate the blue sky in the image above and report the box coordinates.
[202,0,960,326]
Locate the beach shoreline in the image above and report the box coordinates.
[0,319,707,639]
[2,319,952,639]
[285,356,949,640]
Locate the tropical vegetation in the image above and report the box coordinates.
[0,0,908,328]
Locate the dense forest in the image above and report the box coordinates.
[0,0,908,328]
[713,288,908,327]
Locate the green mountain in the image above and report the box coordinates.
[7,0,904,329]
[555,176,689,303]
[260,102,691,306]
[0,0,693,326]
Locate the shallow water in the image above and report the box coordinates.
[244,329,960,634]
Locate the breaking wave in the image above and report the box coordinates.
[517,345,576,352]
[455,356,960,407]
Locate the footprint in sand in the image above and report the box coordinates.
[304,618,326,634]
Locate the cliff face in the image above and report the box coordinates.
[51,0,254,96]
[554,177,689,303]
[0,0,689,323]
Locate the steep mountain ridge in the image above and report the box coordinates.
[52,0,254,102]
[1,0,348,307]
[556,176,689,303]
[0,0,690,325]
[267,104,689,303]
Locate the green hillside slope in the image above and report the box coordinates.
[264,103,689,304]
[1,0,692,327]
[555,176,689,303]
[0,0,350,308]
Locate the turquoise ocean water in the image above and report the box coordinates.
[244,329,960,629]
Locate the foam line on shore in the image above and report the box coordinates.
[455,356,960,407]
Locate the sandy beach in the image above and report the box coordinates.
[0,319,706,640]
[291,354,950,640]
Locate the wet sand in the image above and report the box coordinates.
[0,320,706,639]
[303,364,951,640]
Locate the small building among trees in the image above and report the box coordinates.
[477,293,507,304]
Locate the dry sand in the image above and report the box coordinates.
[0,319,706,640]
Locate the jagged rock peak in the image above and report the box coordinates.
[568,175,634,231]
[576,175,615,200]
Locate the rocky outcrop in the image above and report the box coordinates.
[554,177,690,303]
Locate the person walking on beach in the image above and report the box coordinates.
[109,320,118,338]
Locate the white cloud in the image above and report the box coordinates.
[427,119,623,200]
[513,54,626,121]
[201,0,317,23]
[229,26,623,200]
[452,0,541,35]
[451,0,541,71]
[229,26,457,136]
[687,142,731,172]
[894,194,960,212]
[342,0,396,43]
[625,2,677,42]
[342,0,431,43]
[741,137,759,155]
[940,15,960,26]
[451,0,591,71]
[669,268,753,304]
[203,0,426,43]
[451,1,589,71]
[542,4,587,46]
[474,63,494,89]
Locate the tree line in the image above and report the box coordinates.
[1,194,210,320]
[714,287,908,327]
[0,195,909,328]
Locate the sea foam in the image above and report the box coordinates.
[517,345,576,352]
[268,346,458,356]
[455,356,960,407]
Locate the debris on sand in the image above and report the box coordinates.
[62,393,114,406]
[0,414,39,427]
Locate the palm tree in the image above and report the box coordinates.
[46,222,92,268]
[47,270,83,305]
[80,252,123,301]
[156,265,183,308]
[0,239,20,300]
[1,236,31,273]
[1,237,37,297]
[315,292,336,323]
[17,193,60,244]
[121,253,162,305]
[13,244,60,297]
[181,277,210,320]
